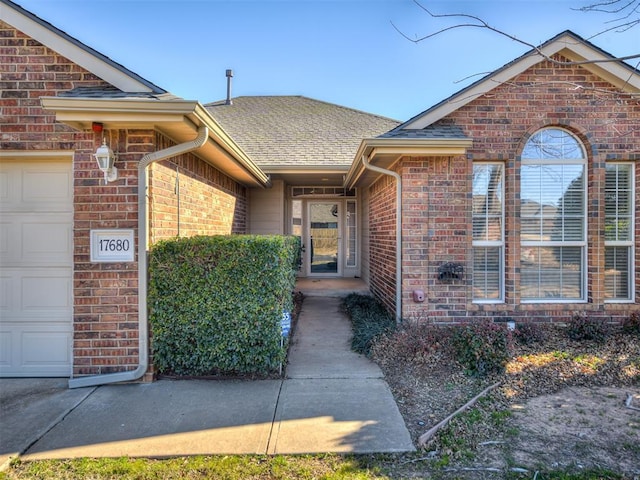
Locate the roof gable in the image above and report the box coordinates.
[399,30,640,131]
[1,0,165,94]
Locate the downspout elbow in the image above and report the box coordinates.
[69,126,209,388]
[361,154,402,322]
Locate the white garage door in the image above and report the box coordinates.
[0,157,73,377]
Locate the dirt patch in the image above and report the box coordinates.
[373,325,640,477]
[506,387,640,474]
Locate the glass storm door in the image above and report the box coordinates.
[309,202,340,275]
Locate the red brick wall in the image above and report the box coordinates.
[73,128,146,376]
[368,172,398,315]
[369,54,639,323]
[401,156,471,322]
[148,133,248,243]
[0,20,104,150]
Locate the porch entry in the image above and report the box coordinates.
[291,196,358,278]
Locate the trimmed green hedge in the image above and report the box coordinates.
[148,235,301,376]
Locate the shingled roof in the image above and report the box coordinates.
[205,96,400,168]
[380,122,468,139]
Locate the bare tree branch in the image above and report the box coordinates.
[574,0,638,16]
[394,0,640,66]
[586,18,640,39]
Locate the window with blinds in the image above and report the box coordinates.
[604,163,634,301]
[346,200,357,267]
[520,128,586,301]
[472,163,504,302]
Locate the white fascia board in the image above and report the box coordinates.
[402,33,639,130]
[41,96,197,116]
[2,2,154,92]
[363,137,473,151]
[41,97,198,131]
[344,137,472,188]
[40,96,270,187]
[193,103,270,187]
[559,45,640,92]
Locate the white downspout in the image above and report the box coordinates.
[69,126,210,388]
[361,154,402,322]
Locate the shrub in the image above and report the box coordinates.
[513,322,547,345]
[451,320,513,377]
[149,235,300,376]
[566,312,610,343]
[343,294,395,356]
[621,311,640,337]
[371,321,453,369]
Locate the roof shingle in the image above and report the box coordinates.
[205,96,400,168]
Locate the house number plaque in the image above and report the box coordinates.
[90,229,135,262]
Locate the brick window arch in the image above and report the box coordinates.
[520,127,586,301]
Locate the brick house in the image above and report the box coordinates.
[344,30,639,323]
[1,0,638,386]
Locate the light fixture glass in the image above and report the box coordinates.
[93,139,118,184]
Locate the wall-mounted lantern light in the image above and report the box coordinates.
[93,139,118,184]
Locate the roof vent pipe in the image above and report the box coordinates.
[225,69,233,105]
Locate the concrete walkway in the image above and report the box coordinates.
[0,296,414,467]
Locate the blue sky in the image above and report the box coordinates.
[14,0,639,121]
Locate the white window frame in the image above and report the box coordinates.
[472,162,504,303]
[346,199,357,268]
[604,162,635,303]
[520,128,587,303]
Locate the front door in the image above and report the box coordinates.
[308,202,340,276]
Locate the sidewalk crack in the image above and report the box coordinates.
[265,379,285,454]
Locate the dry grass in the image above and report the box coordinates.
[372,323,640,477]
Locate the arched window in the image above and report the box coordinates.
[520,128,586,301]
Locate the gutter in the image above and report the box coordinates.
[361,153,402,322]
[69,126,209,388]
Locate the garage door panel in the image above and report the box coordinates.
[0,328,71,376]
[0,169,9,203]
[0,158,72,377]
[0,275,9,312]
[1,214,72,266]
[22,169,72,204]
[22,272,72,312]
[0,331,11,367]
[1,268,71,317]
[0,161,72,212]
[22,330,72,364]
[0,221,9,258]
[22,219,72,261]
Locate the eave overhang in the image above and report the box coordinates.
[260,165,348,186]
[401,31,640,131]
[41,96,270,188]
[345,137,473,189]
